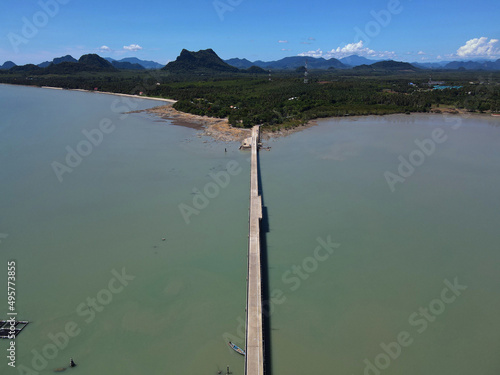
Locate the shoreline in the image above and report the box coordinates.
[40,85,177,103]
[2,83,497,143]
[131,105,319,142]
[132,105,252,142]
[0,83,177,103]
[130,104,500,143]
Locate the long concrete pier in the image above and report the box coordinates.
[245,126,264,375]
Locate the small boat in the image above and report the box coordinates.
[228,341,245,356]
[492,113,500,117]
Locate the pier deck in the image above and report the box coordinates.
[245,125,264,375]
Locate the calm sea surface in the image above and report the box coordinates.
[1,84,499,375]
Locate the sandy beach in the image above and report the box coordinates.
[38,85,251,142]
[39,85,177,103]
[131,103,325,143]
[135,104,253,142]
[137,103,497,144]
[12,84,249,142]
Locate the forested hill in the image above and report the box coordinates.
[1,49,499,131]
[162,49,240,74]
[354,61,420,72]
[2,54,118,74]
[77,54,117,71]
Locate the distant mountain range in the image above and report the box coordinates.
[442,59,500,70]
[224,55,386,69]
[0,61,16,70]
[105,57,163,69]
[0,54,158,73]
[107,59,145,70]
[225,56,349,70]
[38,55,77,67]
[340,55,379,66]
[412,59,500,70]
[354,60,420,72]
[223,58,255,69]
[4,54,119,74]
[2,51,500,73]
[0,55,162,70]
[159,50,419,73]
[412,62,451,69]
[223,54,500,71]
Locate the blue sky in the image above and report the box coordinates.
[0,0,499,65]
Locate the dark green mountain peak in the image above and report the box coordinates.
[370,60,419,71]
[78,54,116,70]
[163,49,239,73]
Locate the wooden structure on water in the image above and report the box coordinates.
[0,320,29,339]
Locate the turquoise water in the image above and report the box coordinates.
[433,85,463,90]
[1,85,500,374]
[0,85,250,374]
[262,115,500,375]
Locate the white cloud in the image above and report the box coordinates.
[418,51,426,55]
[278,40,288,43]
[308,37,315,41]
[123,44,143,51]
[298,48,324,58]
[457,37,500,58]
[99,45,111,52]
[281,48,291,51]
[331,41,376,57]
[298,41,396,59]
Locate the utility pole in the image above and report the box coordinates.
[304,59,309,84]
